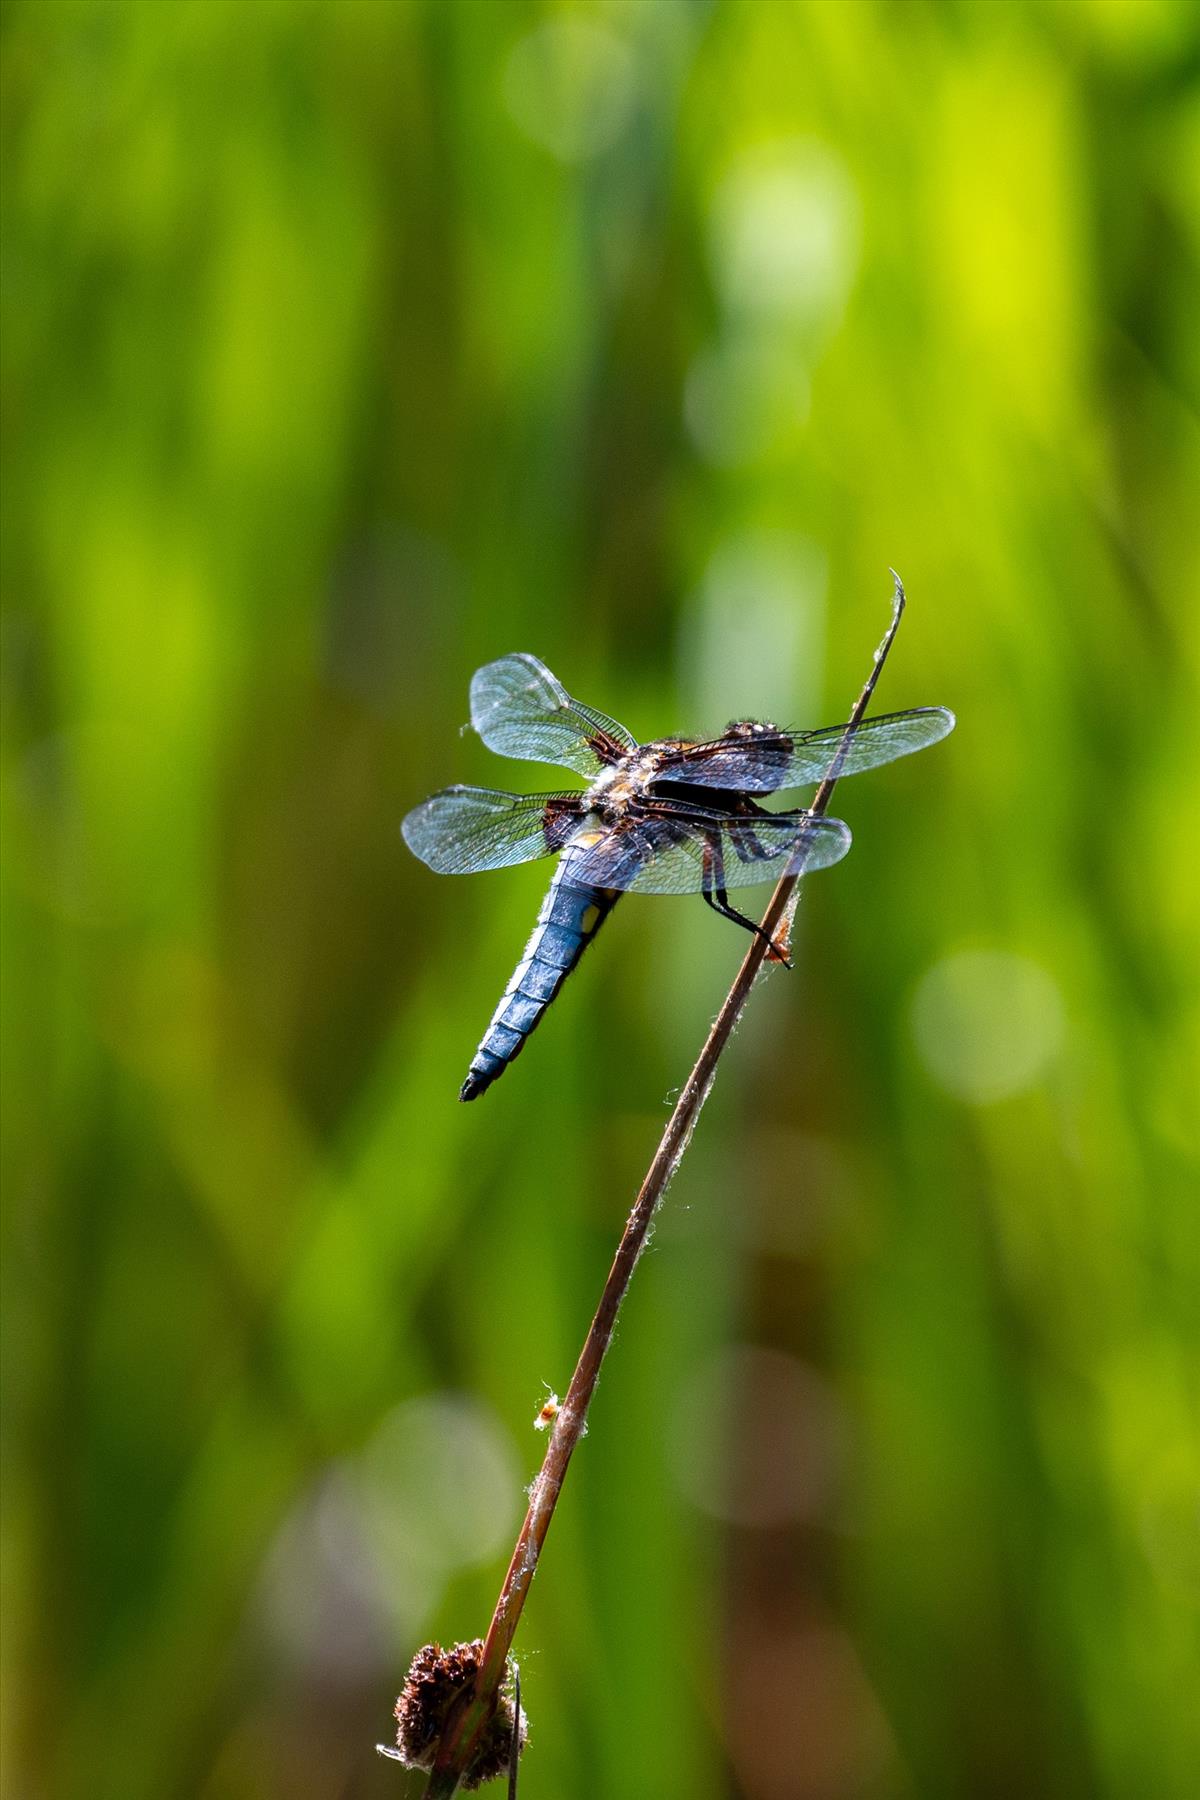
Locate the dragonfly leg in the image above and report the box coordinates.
[701,836,792,967]
[709,888,793,966]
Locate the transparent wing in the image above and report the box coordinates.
[655,706,956,792]
[402,787,582,874]
[470,653,637,776]
[566,808,852,895]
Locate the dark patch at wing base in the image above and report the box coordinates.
[401,787,583,874]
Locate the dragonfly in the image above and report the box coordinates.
[403,653,954,1101]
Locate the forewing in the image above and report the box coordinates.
[470,653,637,776]
[402,787,580,874]
[655,706,956,791]
[566,809,852,895]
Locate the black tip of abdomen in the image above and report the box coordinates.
[459,1057,505,1102]
[460,1025,525,1100]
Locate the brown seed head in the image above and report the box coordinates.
[391,1640,527,1790]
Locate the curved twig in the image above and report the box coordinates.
[419,576,909,1796]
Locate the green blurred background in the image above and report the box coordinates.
[3,2,1198,1797]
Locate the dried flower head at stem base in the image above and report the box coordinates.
[382,1640,527,1790]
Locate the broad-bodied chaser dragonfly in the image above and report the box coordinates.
[403,654,954,1100]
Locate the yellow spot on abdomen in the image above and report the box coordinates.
[580,904,601,934]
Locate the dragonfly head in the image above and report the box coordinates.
[723,718,781,740]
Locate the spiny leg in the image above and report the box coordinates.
[710,887,794,967]
[701,833,792,967]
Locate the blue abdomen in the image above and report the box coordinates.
[460,864,618,1101]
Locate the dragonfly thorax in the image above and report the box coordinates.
[585,749,660,815]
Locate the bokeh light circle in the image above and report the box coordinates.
[502,19,636,162]
[911,949,1065,1103]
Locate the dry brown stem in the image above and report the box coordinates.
[418,577,909,1796]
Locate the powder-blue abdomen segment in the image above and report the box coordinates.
[459,863,618,1101]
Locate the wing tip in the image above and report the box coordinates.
[469,652,554,733]
[400,801,449,871]
[470,652,549,689]
[816,815,853,868]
